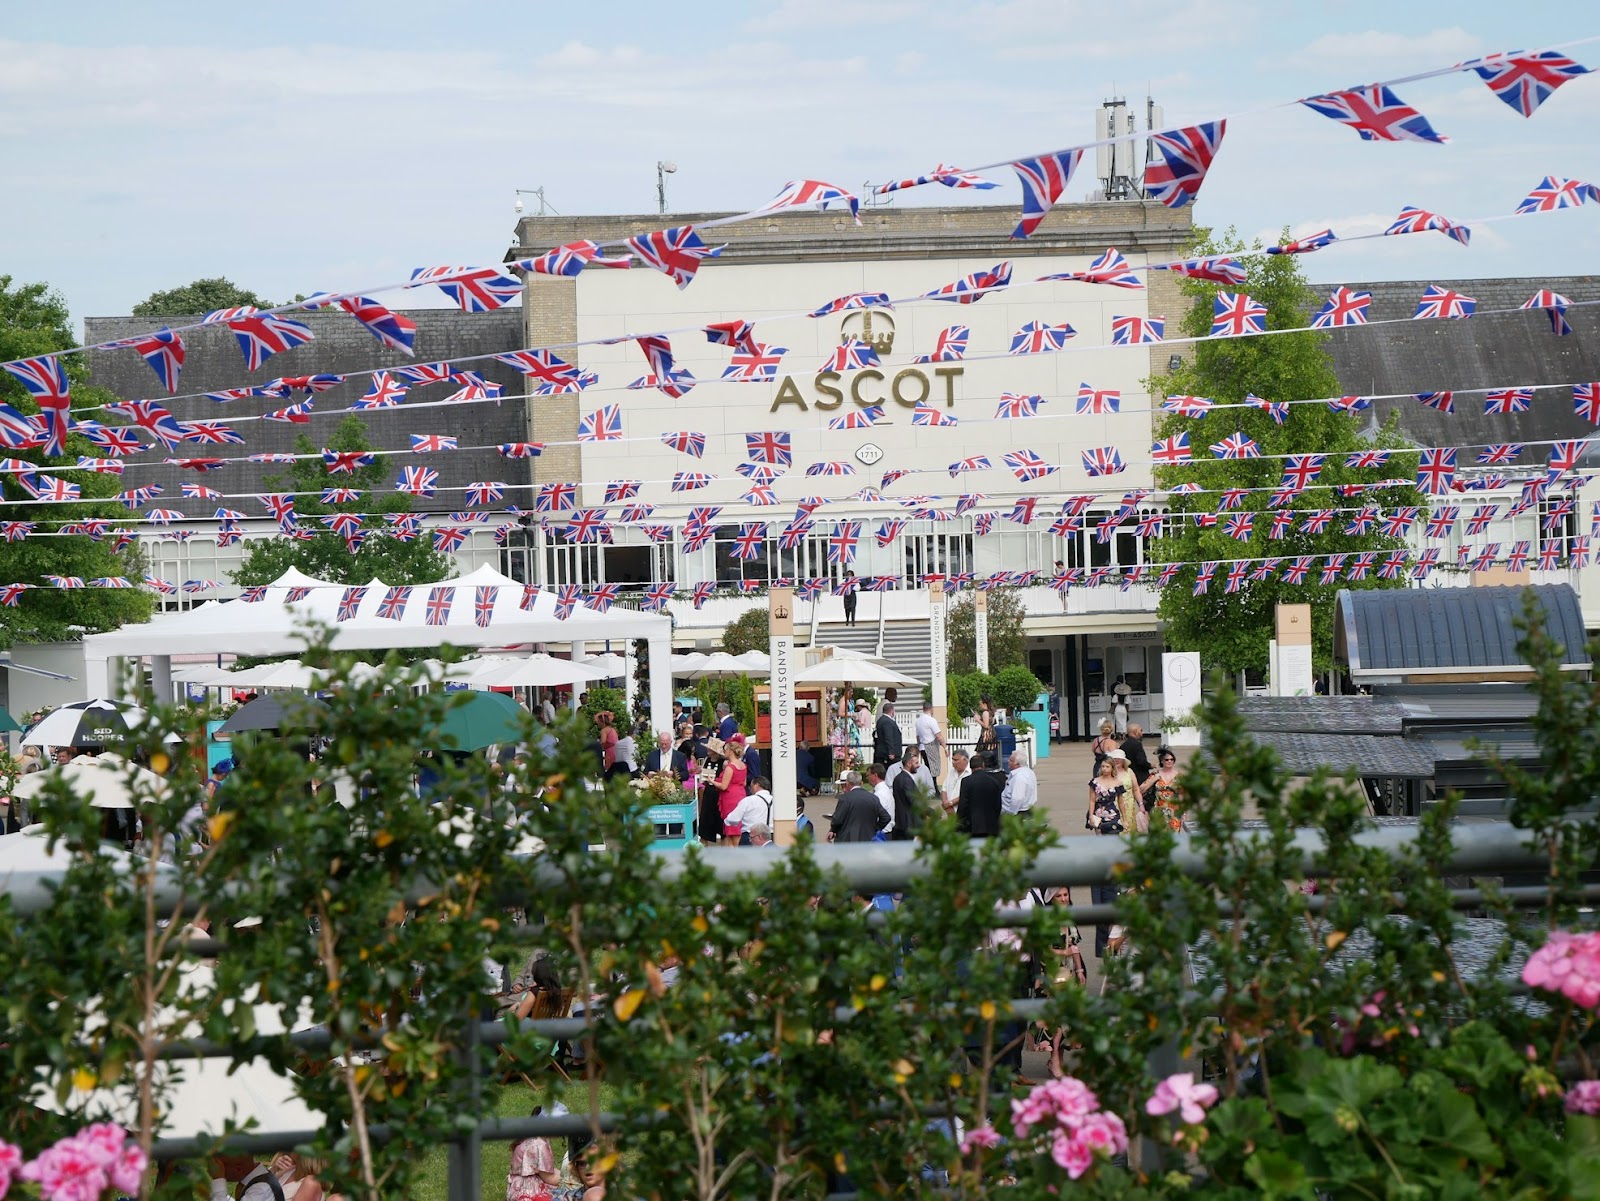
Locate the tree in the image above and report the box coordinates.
[1148,229,1423,677]
[231,416,454,587]
[720,607,769,656]
[0,276,152,649]
[945,588,1027,675]
[131,277,272,317]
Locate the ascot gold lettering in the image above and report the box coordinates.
[891,369,930,408]
[934,366,961,407]
[850,369,885,407]
[814,372,844,410]
[771,377,809,411]
[766,366,964,413]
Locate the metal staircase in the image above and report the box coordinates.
[813,620,935,689]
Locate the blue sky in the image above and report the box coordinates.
[3,1,1596,329]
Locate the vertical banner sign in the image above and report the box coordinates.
[928,577,948,716]
[974,589,990,674]
[769,587,797,830]
[1274,603,1314,697]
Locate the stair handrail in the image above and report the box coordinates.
[875,588,888,659]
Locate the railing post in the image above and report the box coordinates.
[447,1008,484,1201]
[1138,889,1185,1175]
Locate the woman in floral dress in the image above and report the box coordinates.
[507,1108,562,1201]
[1139,748,1185,831]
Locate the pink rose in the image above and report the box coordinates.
[1050,1131,1095,1179]
[1568,1080,1600,1116]
[1146,1072,1220,1125]
[959,1123,1002,1154]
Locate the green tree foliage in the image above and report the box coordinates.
[231,416,453,587]
[0,276,152,649]
[130,277,272,317]
[733,672,758,735]
[719,607,769,656]
[1149,229,1423,676]
[945,588,1026,675]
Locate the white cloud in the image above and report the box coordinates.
[1289,27,1482,71]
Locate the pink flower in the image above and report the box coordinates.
[1050,1131,1095,1179]
[1146,1072,1220,1125]
[1074,1111,1129,1156]
[1524,931,1600,1010]
[72,1125,125,1169]
[1568,1080,1600,1116]
[20,1140,110,1201]
[0,1142,23,1201]
[1012,1076,1099,1136]
[108,1144,148,1196]
[959,1123,1002,1154]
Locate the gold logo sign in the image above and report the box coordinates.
[840,309,895,356]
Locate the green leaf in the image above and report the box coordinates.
[1243,1149,1316,1200]
[1419,1088,1502,1168]
[1431,1020,1525,1091]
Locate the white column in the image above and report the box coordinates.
[149,655,173,706]
[974,589,990,674]
[83,653,111,699]
[768,588,796,830]
[646,630,673,736]
[568,640,585,709]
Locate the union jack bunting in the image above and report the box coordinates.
[410,265,522,312]
[1319,555,1349,585]
[1413,285,1476,320]
[1143,120,1226,209]
[1162,395,1214,418]
[1301,84,1447,143]
[1327,394,1371,414]
[265,402,314,424]
[410,434,458,453]
[636,334,695,398]
[874,162,998,193]
[577,404,622,441]
[1268,511,1294,539]
[1417,447,1457,494]
[1010,149,1083,238]
[1425,506,1460,537]
[1476,444,1523,467]
[1300,511,1335,534]
[554,585,583,621]
[322,450,373,474]
[1075,384,1120,415]
[743,485,778,506]
[1384,205,1471,245]
[641,524,673,544]
[874,519,907,546]
[4,357,70,456]
[82,427,145,455]
[1311,286,1371,328]
[432,527,469,554]
[1244,393,1290,425]
[1280,454,1326,491]
[74,457,124,474]
[0,521,34,541]
[1375,551,1409,580]
[973,513,996,536]
[1466,505,1499,535]
[1003,449,1057,481]
[0,407,42,450]
[1217,487,1249,511]
[954,493,987,514]
[819,338,880,373]
[1549,440,1590,473]
[1464,50,1592,116]
[810,291,892,317]
[323,512,362,538]
[1414,391,1455,414]
[1155,563,1183,588]
[1008,321,1076,354]
[912,324,970,364]
[327,585,364,621]
[1411,548,1441,579]
[1211,292,1267,337]
[1276,557,1312,585]
[319,295,416,354]
[1574,536,1592,568]
[583,583,620,613]
[397,465,439,497]
[562,508,609,541]
[465,481,506,506]
[44,576,86,589]
[517,239,632,276]
[221,310,315,370]
[1192,563,1218,595]
[1523,289,1574,336]
[1266,229,1338,256]
[444,380,500,405]
[1538,542,1563,571]
[705,319,758,353]
[761,178,861,222]
[473,585,497,627]
[1210,431,1261,459]
[493,350,580,391]
[373,585,410,620]
[1573,383,1600,424]
[1136,512,1165,538]
[662,430,708,457]
[777,521,813,550]
[129,327,185,391]
[626,225,724,289]
[827,521,861,565]
[911,405,958,426]
[1110,315,1163,344]
[1081,447,1125,477]
[179,422,243,444]
[730,523,766,560]
[671,472,713,492]
[1515,175,1598,214]
[640,582,674,612]
[1155,256,1247,286]
[1150,432,1192,464]
[949,455,991,476]
[180,483,219,499]
[1046,247,1145,289]
[259,494,295,522]
[744,433,795,472]
[604,479,642,503]
[1223,563,1250,594]
[1382,507,1421,536]
[721,343,788,382]
[1344,507,1378,536]
[1347,552,1378,581]
[420,586,453,627]
[687,581,716,610]
[31,477,80,502]
[805,461,855,478]
[1223,513,1254,541]
[498,442,545,458]
[686,505,726,529]
[828,407,883,430]
[1484,388,1533,414]
[924,262,1012,304]
[1506,540,1533,572]
[1250,559,1280,583]
[397,362,457,387]
[995,392,1042,418]
[263,374,343,397]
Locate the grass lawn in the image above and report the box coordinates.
[410,1077,617,1201]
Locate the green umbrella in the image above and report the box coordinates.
[0,710,20,733]
[428,691,526,752]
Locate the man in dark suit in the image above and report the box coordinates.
[829,771,889,842]
[874,702,903,766]
[1121,722,1152,794]
[956,752,1004,838]
[644,731,689,777]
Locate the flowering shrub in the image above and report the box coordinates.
[1522,929,1600,1008]
[1005,1077,1129,1181]
[1,1126,146,1201]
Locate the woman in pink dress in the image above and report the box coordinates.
[506,1107,561,1201]
[715,733,750,844]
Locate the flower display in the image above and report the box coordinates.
[1009,1076,1128,1180]
[1567,1079,1600,1116]
[1146,1072,1220,1125]
[1522,930,1600,1009]
[9,1126,146,1201]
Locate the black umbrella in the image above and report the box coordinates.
[22,699,145,748]
[218,691,332,735]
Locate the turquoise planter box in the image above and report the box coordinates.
[206,719,231,771]
[1018,710,1049,759]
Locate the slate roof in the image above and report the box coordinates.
[1250,730,1436,778]
[1235,694,1407,734]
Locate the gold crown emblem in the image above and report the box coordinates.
[840,309,895,356]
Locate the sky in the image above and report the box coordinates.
[3,1,1596,332]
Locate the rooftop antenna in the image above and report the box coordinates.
[513,188,558,216]
[861,180,893,209]
[656,161,678,214]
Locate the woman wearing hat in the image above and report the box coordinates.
[711,733,749,845]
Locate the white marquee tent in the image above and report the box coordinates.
[82,565,676,731]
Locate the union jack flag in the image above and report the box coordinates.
[563,509,611,542]
[4,358,70,455]
[1301,84,1447,143]
[1136,512,1166,538]
[179,421,244,445]
[1049,247,1145,289]
[1317,555,1348,585]
[1223,562,1250,594]
[820,338,880,373]
[739,435,794,476]
[626,225,724,289]
[689,581,717,610]
[1417,448,1457,494]
[828,407,883,430]
[641,524,673,544]
[662,430,707,457]
[473,584,497,627]
[397,362,455,386]
[1143,120,1227,208]
[1211,292,1267,337]
[465,481,506,506]
[686,505,726,529]
[1466,505,1500,535]
[671,472,713,492]
[328,295,417,353]
[872,519,907,547]
[1300,510,1334,534]
[1384,205,1471,245]
[1344,507,1378,536]
[517,239,632,276]
[721,342,787,382]
[1522,289,1574,336]
[433,527,469,553]
[1223,513,1254,541]
[761,178,861,221]
[1003,449,1057,481]
[366,585,409,619]
[1515,175,1598,215]
[1347,552,1378,581]
[1217,487,1249,511]
[1475,443,1523,467]
[323,450,373,474]
[411,434,459,453]
[1081,446,1125,477]
[1411,548,1441,579]
[1162,395,1213,418]
[1278,557,1312,585]
[397,465,438,497]
[1008,321,1075,354]
[911,405,957,426]
[1311,286,1371,328]
[444,379,500,405]
[180,482,220,499]
[1156,256,1247,286]
[1373,551,1408,581]
[1414,391,1455,414]
[1010,149,1083,238]
[640,582,674,611]
[1573,383,1600,424]
[1484,388,1533,414]
[1327,394,1371,414]
[777,520,813,550]
[1549,440,1590,473]
[323,512,363,538]
[730,523,766,560]
[82,427,145,455]
[578,404,622,441]
[827,520,861,564]
[1210,431,1261,459]
[1154,562,1182,588]
[1538,541,1563,570]
[1075,384,1120,415]
[29,476,79,502]
[972,513,996,537]
[875,162,998,193]
[1382,507,1421,537]
[74,456,123,474]
[585,583,620,612]
[1266,229,1337,256]
[810,291,892,317]
[1413,284,1476,319]
[330,585,363,621]
[954,493,986,515]
[1425,506,1460,537]
[554,585,583,620]
[264,374,343,396]
[604,479,642,503]
[1238,393,1286,425]
[410,265,521,312]
[1268,510,1294,539]
[1506,540,1532,572]
[924,262,1012,304]
[265,402,314,424]
[421,586,453,626]
[44,575,85,589]
[0,521,34,541]
[743,484,777,506]
[1250,559,1281,583]
[991,392,1039,418]
[129,327,185,391]
[806,461,855,477]
[259,493,295,521]
[705,319,757,353]
[1280,454,1326,491]
[1574,536,1593,568]
[1193,563,1218,595]
[220,310,315,369]
[1464,50,1592,117]
[948,455,990,477]
[492,350,578,391]
[1110,315,1163,344]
